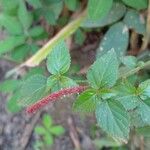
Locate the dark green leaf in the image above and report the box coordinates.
[47,41,71,75]
[88,0,113,20]
[122,0,148,10]
[0,36,26,55]
[87,49,119,89]
[96,100,130,142]
[136,126,150,137]
[26,0,42,8]
[65,0,78,11]
[82,2,126,28]
[123,9,146,35]
[73,89,97,112]
[28,26,45,38]
[96,22,129,58]
[74,29,86,45]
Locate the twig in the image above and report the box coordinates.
[19,111,42,150]
[141,0,150,51]
[68,116,81,150]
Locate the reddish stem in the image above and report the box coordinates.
[26,86,87,114]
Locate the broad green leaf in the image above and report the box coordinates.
[139,80,150,100]
[28,26,45,38]
[123,9,146,35]
[73,89,97,112]
[49,125,65,136]
[0,36,26,55]
[35,126,47,135]
[96,100,130,142]
[43,114,53,128]
[136,126,150,137]
[122,0,148,10]
[82,2,126,28]
[19,74,47,106]
[115,81,139,110]
[44,133,53,146]
[0,14,23,35]
[97,22,129,58]
[47,41,71,75]
[121,56,138,69]
[47,75,77,92]
[65,0,78,11]
[87,49,119,89]
[87,0,113,20]
[137,99,150,125]
[0,80,21,93]
[6,92,22,113]
[26,0,42,8]
[74,29,86,45]
[18,0,33,30]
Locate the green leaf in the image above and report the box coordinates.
[35,126,47,135]
[96,100,130,142]
[96,22,129,58]
[122,0,148,10]
[115,81,139,110]
[47,75,77,92]
[47,41,71,75]
[74,29,86,45]
[0,36,26,55]
[65,0,78,11]
[43,114,53,128]
[123,9,146,35]
[87,0,113,20]
[28,26,45,38]
[82,2,126,28]
[0,14,23,35]
[19,74,47,106]
[73,89,97,112]
[136,126,150,137]
[121,56,138,69]
[26,0,42,8]
[18,0,33,30]
[137,99,150,125]
[87,49,119,89]
[139,79,150,100]
[44,133,53,146]
[6,92,22,113]
[0,80,21,93]
[49,125,65,136]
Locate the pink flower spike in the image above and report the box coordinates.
[26,86,87,114]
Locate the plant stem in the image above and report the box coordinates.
[141,0,150,51]
[119,60,150,78]
[23,11,86,67]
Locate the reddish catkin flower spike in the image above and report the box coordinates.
[26,86,87,114]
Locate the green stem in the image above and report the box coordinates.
[24,11,86,67]
[119,60,150,79]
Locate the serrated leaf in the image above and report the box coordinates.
[139,80,150,100]
[43,114,53,128]
[35,125,47,135]
[26,0,42,8]
[0,36,26,55]
[28,26,45,38]
[122,0,148,10]
[0,14,23,35]
[49,125,65,136]
[115,81,139,110]
[19,74,47,106]
[82,2,126,28]
[97,22,129,58]
[123,9,146,35]
[87,0,113,20]
[0,80,21,93]
[87,49,119,89]
[18,0,33,30]
[137,99,150,125]
[121,56,138,69]
[47,75,77,92]
[73,89,97,112]
[96,99,130,142]
[47,41,71,75]
[65,0,78,11]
